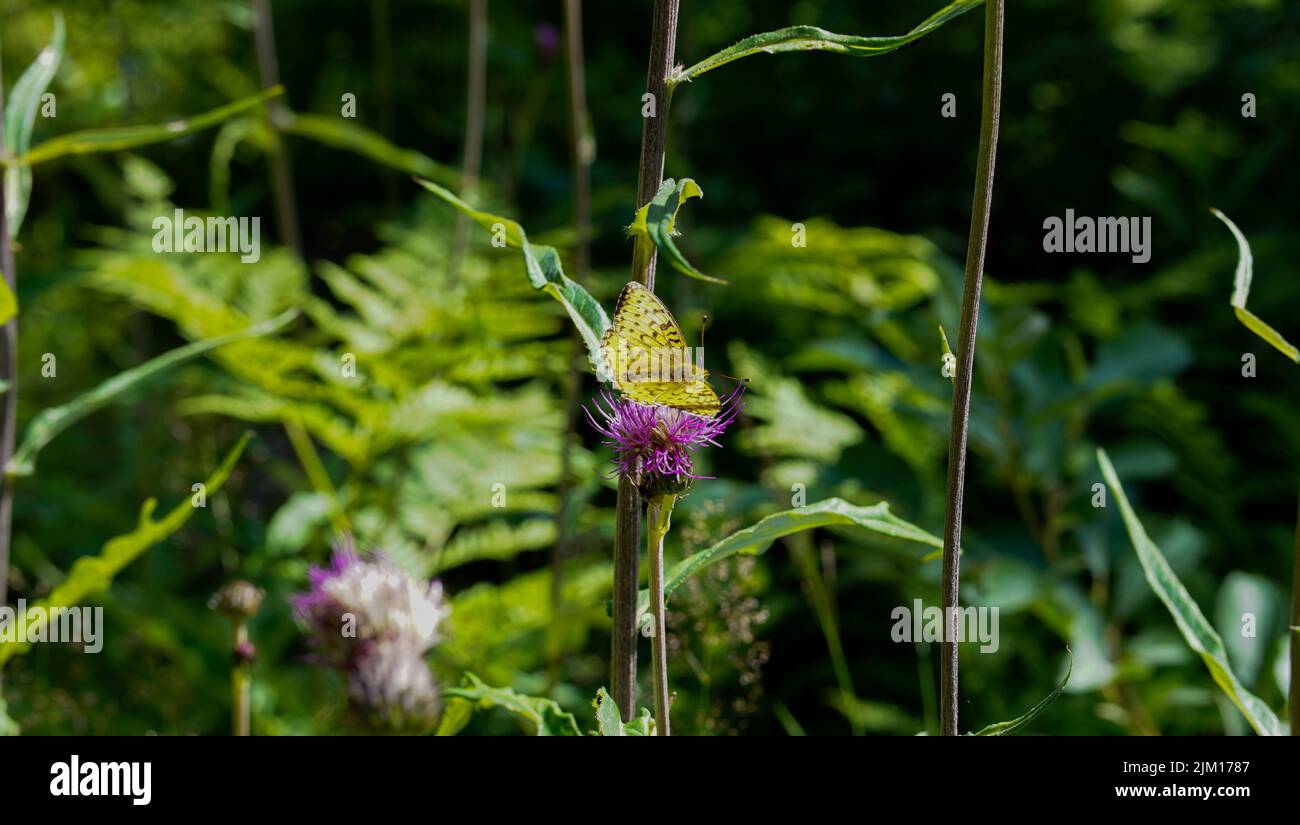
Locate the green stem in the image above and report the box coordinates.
[648,494,676,735]
[939,0,1003,736]
[232,622,251,736]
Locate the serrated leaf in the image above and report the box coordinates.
[6,309,297,477]
[1098,448,1283,735]
[593,688,654,736]
[635,497,943,623]
[628,177,724,284]
[0,432,253,665]
[415,178,611,382]
[444,673,583,736]
[14,87,286,167]
[3,12,64,237]
[1210,208,1298,363]
[671,0,983,87]
[970,651,1071,735]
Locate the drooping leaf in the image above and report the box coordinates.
[969,651,1072,735]
[415,178,611,382]
[671,0,984,88]
[634,497,944,622]
[628,177,724,284]
[1098,448,1283,735]
[1210,208,1298,363]
[3,12,65,237]
[0,432,253,665]
[593,688,654,736]
[444,673,583,736]
[14,87,286,167]
[6,309,297,477]
[284,113,458,185]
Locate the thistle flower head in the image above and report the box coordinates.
[584,385,744,497]
[290,535,450,733]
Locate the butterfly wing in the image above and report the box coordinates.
[601,282,720,417]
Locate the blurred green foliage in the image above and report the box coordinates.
[1,0,1297,735]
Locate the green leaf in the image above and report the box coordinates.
[969,651,1071,735]
[635,497,944,622]
[628,177,724,284]
[0,432,253,666]
[13,87,286,167]
[3,12,65,238]
[444,673,583,736]
[284,113,458,186]
[0,277,16,325]
[671,0,983,88]
[1211,208,1299,363]
[593,688,654,736]
[1098,448,1283,735]
[6,308,297,478]
[415,178,611,381]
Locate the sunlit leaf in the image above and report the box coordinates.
[285,113,458,186]
[3,12,64,237]
[415,178,611,382]
[0,278,16,325]
[969,651,1071,735]
[1098,448,1282,735]
[14,87,286,167]
[594,688,654,736]
[635,497,943,622]
[444,673,582,736]
[0,432,253,665]
[1209,208,1298,363]
[628,177,724,284]
[671,0,983,88]
[6,309,296,477]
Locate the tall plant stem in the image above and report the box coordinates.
[1290,482,1300,735]
[232,622,252,736]
[0,60,18,671]
[551,0,595,683]
[647,495,675,735]
[938,0,1004,737]
[610,0,681,723]
[250,0,303,259]
[449,0,488,279]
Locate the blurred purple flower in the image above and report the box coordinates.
[584,386,744,497]
[290,535,450,733]
[534,22,560,63]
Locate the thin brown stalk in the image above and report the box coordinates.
[251,0,303,258]
[449,0,488,278]
[0,59,17,648]
[550,0,594,687]
[939,0,1004,736]
[610,0,682,723]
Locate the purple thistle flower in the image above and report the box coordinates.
[290,535,450,733]
[584,385,744,497]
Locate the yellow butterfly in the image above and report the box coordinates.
[600,281,721,417]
